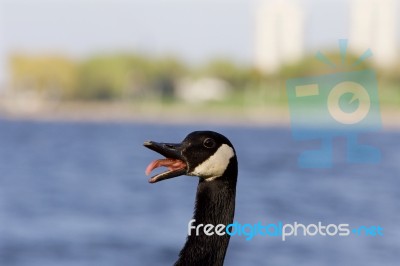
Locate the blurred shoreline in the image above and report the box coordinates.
[0,100,290,127]
[0,100,398,130]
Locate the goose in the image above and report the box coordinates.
[144,131,238,266]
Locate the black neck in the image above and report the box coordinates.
[174,161,237,266]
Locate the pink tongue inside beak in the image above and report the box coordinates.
[145,158,186,176]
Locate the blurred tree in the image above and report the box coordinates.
[7,52,398,105]
[10,55,78,100]
[199,58,256,91]
[150,56,188,101]
[78,54,135,100]
[78,54,187,101]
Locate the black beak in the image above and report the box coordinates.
[143,141,188,183]
[144,141,182,159]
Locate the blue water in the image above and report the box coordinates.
[0,119,399,266]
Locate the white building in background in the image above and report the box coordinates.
[255,0,304,74]
[176,77,230,104]
[350,0,398,68]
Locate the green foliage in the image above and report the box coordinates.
[8,51,400,106]
[10,55,78,99]
[10,53,189,101]
[198,58,263,90]
[78,54,137,100]
[77,54,187,100]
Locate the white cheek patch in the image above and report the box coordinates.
[191,144,235,180]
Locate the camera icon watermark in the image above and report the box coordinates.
[286,40,381,168]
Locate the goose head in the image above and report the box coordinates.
[144,131,237,183]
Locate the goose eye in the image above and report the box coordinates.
[203,138,216,149]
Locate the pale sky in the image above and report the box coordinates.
[0,0,399,64]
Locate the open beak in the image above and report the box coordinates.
[143,141,188,183]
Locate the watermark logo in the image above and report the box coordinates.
[188,220,384,241]
[286,39,381,168]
